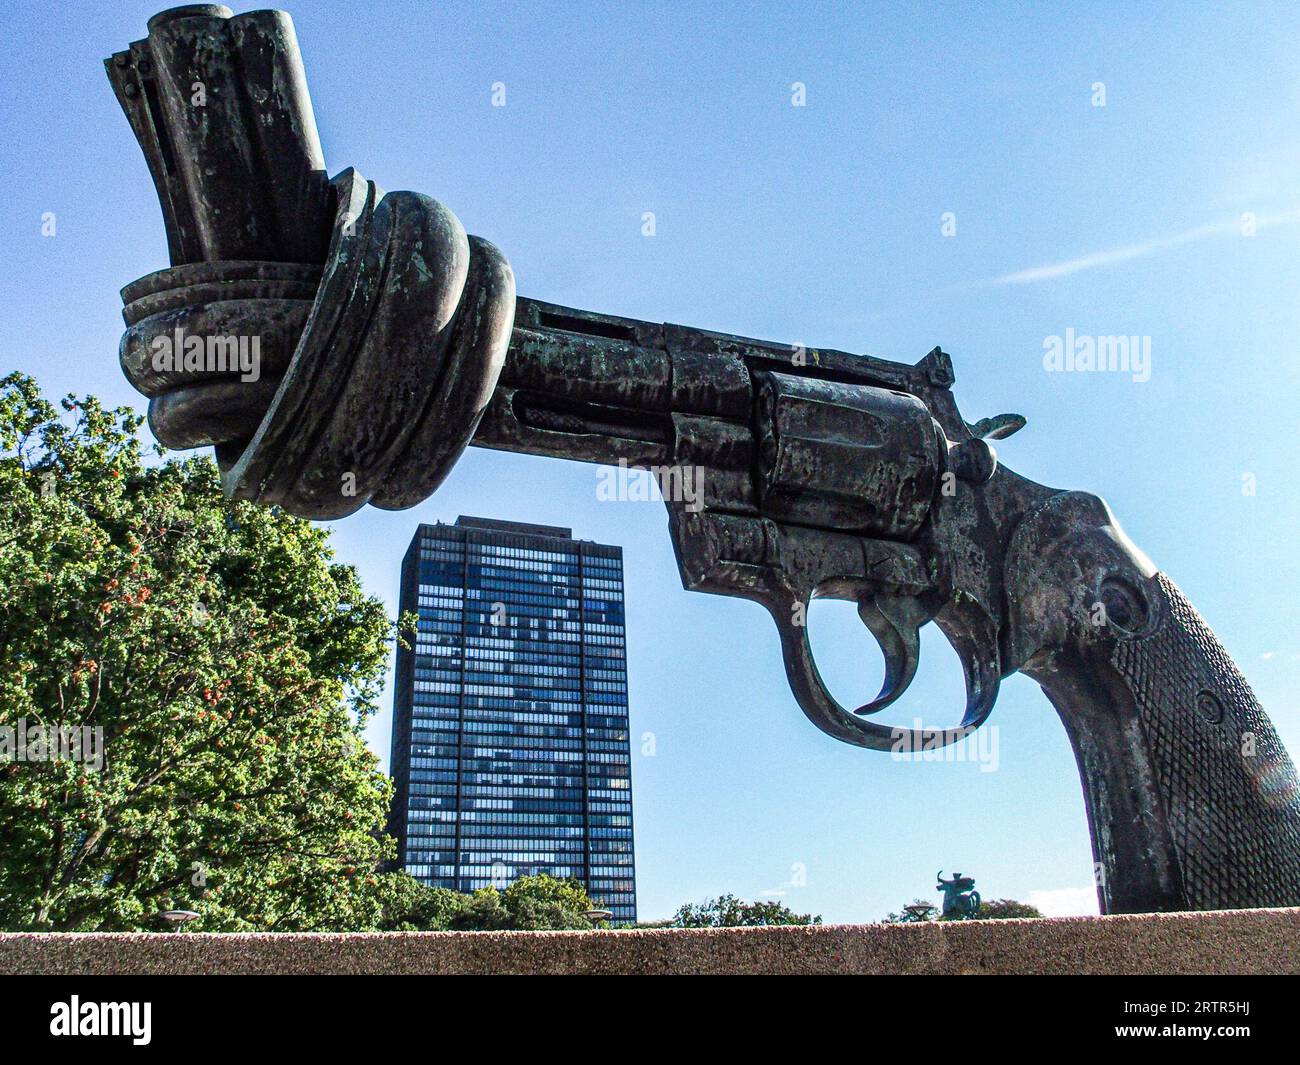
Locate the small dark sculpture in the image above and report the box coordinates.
[936,873,980,920]
[105,6,1300,914]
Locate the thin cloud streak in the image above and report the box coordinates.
[991,208,1300,286]
[845,206,1300,324]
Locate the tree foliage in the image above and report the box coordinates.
[672,893,821,927]
[973,898,1043,919]
[883,895,1043,922]
[376,873,599,931]
[0,373,397,931]
[374,872,471,932]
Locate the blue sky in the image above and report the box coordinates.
[4,0,1300,922]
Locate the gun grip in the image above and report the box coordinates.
[1009,492,1300,913]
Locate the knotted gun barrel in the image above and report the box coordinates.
[110,6,515,517]
[108,6,1300,916]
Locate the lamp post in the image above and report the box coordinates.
[158,909,201,932]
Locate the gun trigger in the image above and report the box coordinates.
[938,608,1002,734]
[854,594,930,715]
[957,647,999,733]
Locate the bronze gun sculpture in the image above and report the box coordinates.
[107,6,1300,914]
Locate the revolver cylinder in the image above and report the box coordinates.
[755,372,942,538]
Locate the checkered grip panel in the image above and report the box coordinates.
[1112,574,1300,909]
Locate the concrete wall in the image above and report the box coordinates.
[2,907,1298,974]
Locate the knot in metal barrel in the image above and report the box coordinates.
[119,169,516,519]
[109,4,516,519]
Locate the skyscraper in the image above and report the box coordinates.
[389,517,637,922]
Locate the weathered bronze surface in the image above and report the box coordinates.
[107,6,1300,915]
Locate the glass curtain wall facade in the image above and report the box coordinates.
[389,516,637,922]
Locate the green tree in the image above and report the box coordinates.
[883,896,1042,922]
[448,875,598,931]
[0,374,398,931]
[973,898,1043,919]
[503,873,598,929]
[374,872,469,931]
[672,893,821,927]
[373,873,600,931]
[447,887,511,931]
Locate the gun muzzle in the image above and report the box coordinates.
[110,6,516,518]
[107,5,332,265]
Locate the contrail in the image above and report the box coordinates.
[990,208,1300,286]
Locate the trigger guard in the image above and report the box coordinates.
[768,592,993,752]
